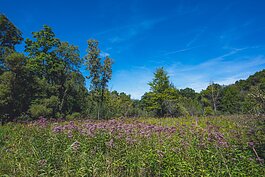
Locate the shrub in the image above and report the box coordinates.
[29,96,60,118]
[66,112,81,120]
[29,104,52,119]
[204,106,214,116]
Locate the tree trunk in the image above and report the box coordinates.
[213,102,217,113]
[97,101,100,120]
[59,87,68,115]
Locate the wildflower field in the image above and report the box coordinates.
[0,116,264,176]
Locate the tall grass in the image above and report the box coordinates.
[0,116,264,176]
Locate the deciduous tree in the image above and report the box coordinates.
[84,39,113,119]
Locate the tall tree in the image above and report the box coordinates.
[0,15,26,122]
[84,39,113,119]
[55,42,84,115]
[0,53,33,119]
[200,82,222,114]
[0,14,23,73]
[142,67,180,117]
[209,82,221,113]
[149,67,171,93]
[25,25,85,118]
[25,25,60,79]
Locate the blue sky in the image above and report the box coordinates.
[1,0,265,99]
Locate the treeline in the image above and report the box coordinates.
[142,67,265,117]
[0,14,141,122]
[0,14,264,122]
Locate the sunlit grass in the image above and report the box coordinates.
[0,116,264,176]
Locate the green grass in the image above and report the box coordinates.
[0,116,264,176]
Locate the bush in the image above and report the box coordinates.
[29,96,60,119]
[204,106,214,116]
[29,104,52,119]
[163,100,189,117]
[66,112,81,120]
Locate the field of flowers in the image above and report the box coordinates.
[0,116,264,176]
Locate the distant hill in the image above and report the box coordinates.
[235,69,265,91]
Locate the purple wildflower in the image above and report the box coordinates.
[248,141,254,147]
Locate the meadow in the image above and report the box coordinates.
[0,116,264,176]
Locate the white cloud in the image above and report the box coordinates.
[165,46,198,55]
[166,54,265,92]
[110,66,153,99]
[110,50,265,98]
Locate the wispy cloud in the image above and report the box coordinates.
[166,48,265,92]
[178,47,252,72]
[186,28,206,47]
[148,28,206,60]
[93,18,166,44]
[165,46,199,55]
[111,47,265,99]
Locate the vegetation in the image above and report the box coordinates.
[1,14,265,122]
[0,13,264,176]
[1,116,264,176]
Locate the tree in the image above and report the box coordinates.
[0,53,33,120]
[246,85,265,115]
[0,14,23,73]
[180,97,202,116]
[220,85,243,114]
[141,67,181,117]
[149,67,171,94]
[200,82,222,114]
[103,91,135,118]
[55,42,84,115]
[84,39,113,119]
[25,25,86,118]
[209,82,222,113]
[25,25,60,79]
[179,88,197,100]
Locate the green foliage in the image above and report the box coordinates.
[24,25,87,118]
[0,72,12,117]
[29,96,59,118]
[220,85,243,114]
[66,112,81,120]
[85,90,142,119]
[180,97,203,116]
[148,67,171,93]
[246,85,265,115]
[218,69,265,115]
[179,87,197,100]
[105,91,134,118]
[0,14,265,121]
[0,14,23,70]
[29,104,52,118]
[84,39,113,119]
[164,100,189,117]
[204,106,214,116]
[142,68,182,117]
[85,39,101,90]
[200,83,222,114]
[0,53,33,119]
[141,68,204,117]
